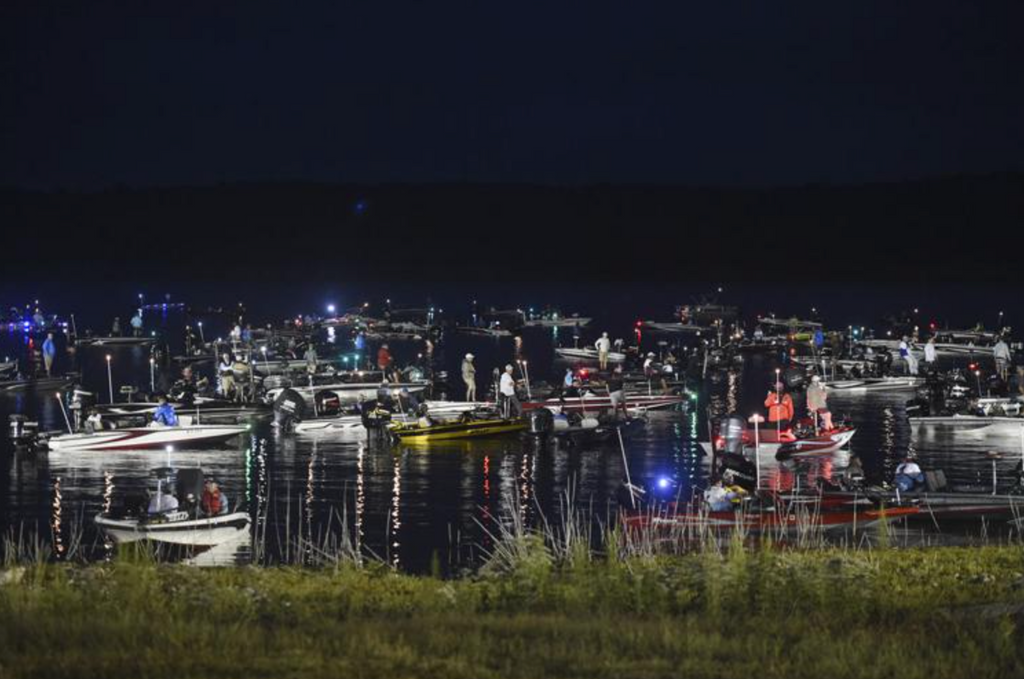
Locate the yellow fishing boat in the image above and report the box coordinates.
[389,417,527,444]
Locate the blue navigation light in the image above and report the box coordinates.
[657,477,672,490]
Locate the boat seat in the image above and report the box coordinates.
[925,470,948,492]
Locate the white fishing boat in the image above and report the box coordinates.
[858,338,995,358]
[453,325,512,338]
[522,316,592,328]
[0,374,77,392]
[45,424,248,452]
[909,414,1024,435]
[95,511,251,545]
[699,427,856,459]
[554,347,627,364]
[823,377,925,392]
[524,391,685,413]
[95,467,250,546]
[265,379,429,405]
[76,336,157,346]
[641,321,715,334]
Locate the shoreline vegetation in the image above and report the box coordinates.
[3,536,1024,678]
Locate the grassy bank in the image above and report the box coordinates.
[3,544,1024,678]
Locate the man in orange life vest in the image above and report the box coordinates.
[764,383,794,426]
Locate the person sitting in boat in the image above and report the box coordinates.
[152,395,180,427]
[398,387,421,413]
[805,376,833,431]
[895,456,925,492]
[764,384,794,426]
[201,479,228,516]
[704,480,731,511]
[84,408,104,434]
[147,488,179,515]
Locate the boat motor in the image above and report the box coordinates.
[717,416,746,456]
[9,414,38,445]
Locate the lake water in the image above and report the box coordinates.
[1,290,1018,571]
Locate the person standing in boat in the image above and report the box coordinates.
[218,353,236,400]
[152,395,179,427]
[898,336,919,375]
[499,364,522,419]
[994,335,1011,382]
[377,343,393,377]
[42,332,56,377]
[923,336,937,371]
[607,364,627,419]
[111,317,121,337]
[304,343,318,376]
[595,332,612,371]
[461,353,477,401]
[130,311,143,337]
[764,383,794,427]
[805,375,833,432]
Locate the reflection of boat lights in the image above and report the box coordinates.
[355,444,365,548]
[390,453,402,568]
[483,455,490,499]
[51,477,64,558]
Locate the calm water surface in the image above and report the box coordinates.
[1,299,1017,571]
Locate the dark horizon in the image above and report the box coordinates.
[4,171,1022,285]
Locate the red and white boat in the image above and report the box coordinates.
[45,425,248,452]
[700,425,856,459]
[524,391,686,414]
[623,502,917,535]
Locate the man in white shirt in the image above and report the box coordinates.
[923,336,937,369]
[499,365,521,418]
[595,332,612,370]
[994,336,1011,381]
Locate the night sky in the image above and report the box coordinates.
[3,2,1023,189]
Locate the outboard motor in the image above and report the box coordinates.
[718,416,746,456]
[528,408,554,436]
[272,387,305,430]
[783,366,806,391]
[9,414,38,445]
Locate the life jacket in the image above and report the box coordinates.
[764,393,794,422]
[202,489,222,515]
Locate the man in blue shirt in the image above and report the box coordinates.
[152,395,179,427]
[42,333,56,376]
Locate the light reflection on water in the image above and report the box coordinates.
[2,330,1018,571]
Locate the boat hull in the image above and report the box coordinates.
[390,419,527,443]
[46,425,248,452]
[95,512,250,545]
